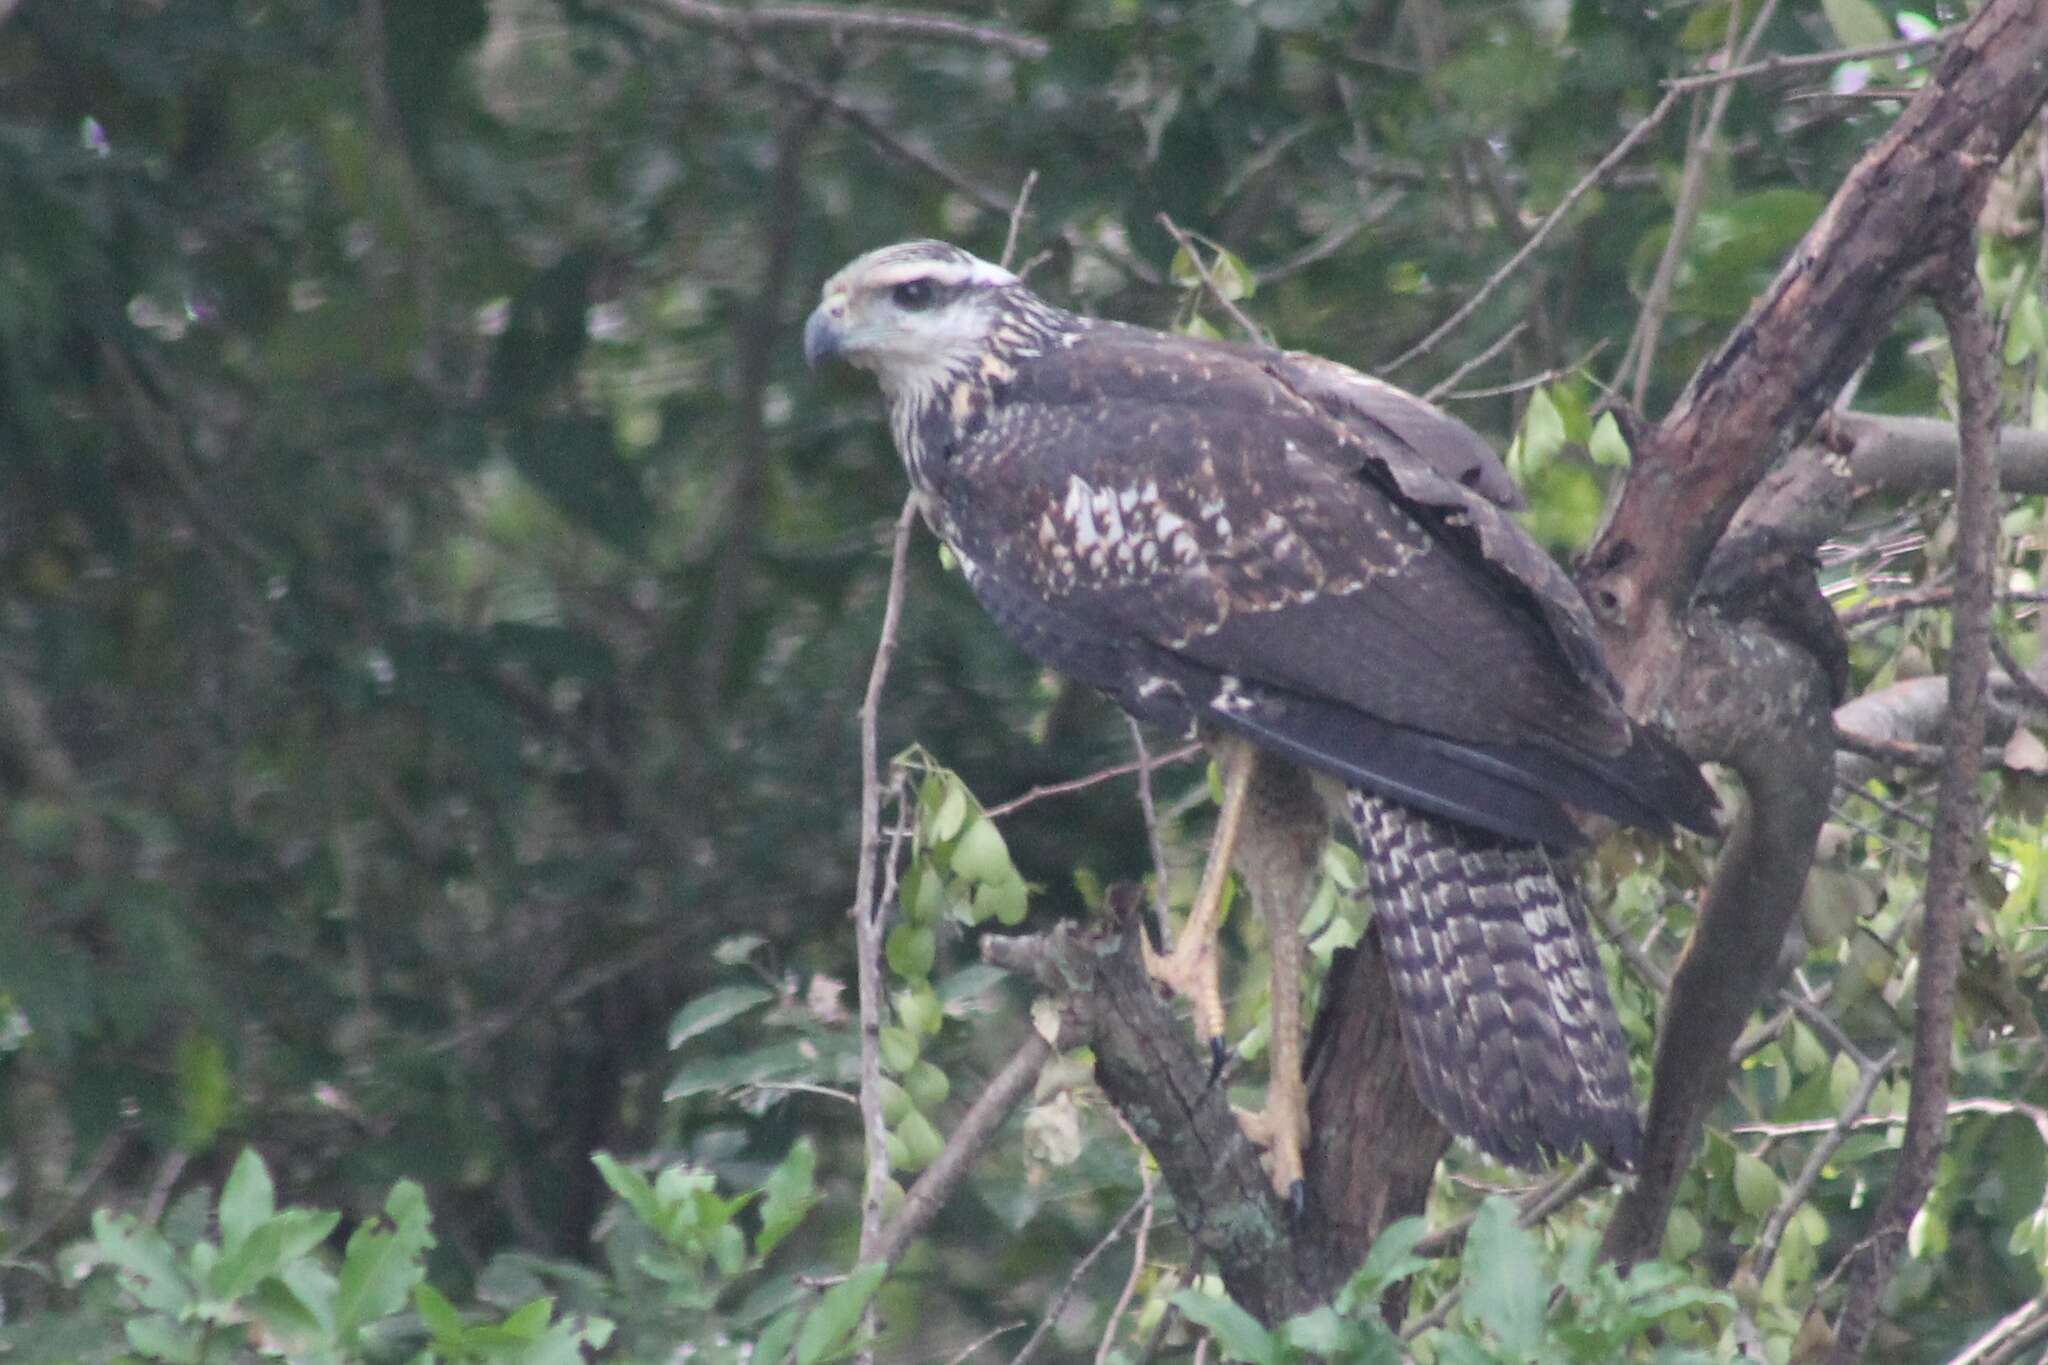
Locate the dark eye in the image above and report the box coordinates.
[891,279,937,310]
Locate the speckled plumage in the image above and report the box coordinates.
[809,241,1714,1170]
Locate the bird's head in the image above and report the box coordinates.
[804,241,1023,401]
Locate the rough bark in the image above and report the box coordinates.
[985,913,1340,1322]
[1584,0,2048,1270]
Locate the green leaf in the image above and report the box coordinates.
[124,1315,203,1364]
[1734,1150,1781,1218]
[209,1208,341,1300]
[885,923,936,978]
[973,875,1029,926]
[894,1109,943,1171]
[499,1296,555,1339]
[758,1138,819,1258]
[593,1152,664,1227]
[950,818,1013,885]
[879,1025,919,1072]
[1212,246,1255,301]
[414,1281,466,1345]
[219,1148,276,1255]
[753,1304,803,1365]
[1346,1215,1430,1299]
[92,1211,193,1317]
[1170,1288,1279,1364]
[795,1262,886,1365]
[174,1032,233,1151]
[1518,387,1568,472]
[1662,1205,1703,1263]
[1821,0,1893,48]
[668,984,775,1049]
[335,1181,434,1335]
[1588,412,1632,467]
[931,778,969,842]
[903,1060,950,1110]
[1461,1196,1544,1353]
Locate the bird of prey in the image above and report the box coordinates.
[805,239,1715,1199]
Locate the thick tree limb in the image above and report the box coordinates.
[1826,264,2001,1365]
[1599,614,1837,1266]
[1582,0,2048,634]
[983,911,1336,1323]
[1835,412,2048,493]
[1584,0,2048,1270]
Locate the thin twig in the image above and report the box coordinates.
[1832,724,2004,770]
[1096,1110,1160,1364]
[1626,0,1782,407]
[650,0,1047,58]
[982,741,1204,819]
[1827,263,2001,1365]
[1664,30,1952,92]
[1010,1195,1148,1365]
[853,499,922,1269]
[1954,1294,2048,1365]
[743,53,1013,214]
[1421,321,1527,403]
[1750,1046,1899,1284]
[1381,90,1681,374]
[1156,215,1268,343]
[1001,171,1039,272]
[1991,633,2048,713]
[871,1031,1055,1266]
[1412,1159,1609,1259]
[1,1126,130,1260]
[945,1321,1030,1364]
[1438,338,1609,401]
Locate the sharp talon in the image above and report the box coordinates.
[1208,1036,1228,1084]
[1287,1179,1307,1221]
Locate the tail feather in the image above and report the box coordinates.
[1345,788,1641,1169]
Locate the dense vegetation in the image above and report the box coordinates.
[1,0,2045,1359]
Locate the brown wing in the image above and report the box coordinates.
[938,323,1713,841]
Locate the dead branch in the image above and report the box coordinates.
[1585,0,2048,1271]
[649,0,1047,59]
[1826,261,2001,1365]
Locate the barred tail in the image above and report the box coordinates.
[1344,788,1641,1169]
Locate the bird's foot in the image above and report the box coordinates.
[1140,932,1227,1065]
[1235,1088,1310,1205]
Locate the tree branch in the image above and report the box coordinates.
[853,500,921,1266]
[1586,0,2048,1268]
[646,0,1047,58]
[1826,260,2001,1365]
[871,1030,1054,1268]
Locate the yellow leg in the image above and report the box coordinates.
[1231,759,1323,1208]
[1263,874,1307,1204]
[1143,739,1257,1068]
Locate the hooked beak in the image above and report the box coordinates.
[803,300,845,369]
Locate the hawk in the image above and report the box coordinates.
[806,240,1715,1198]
